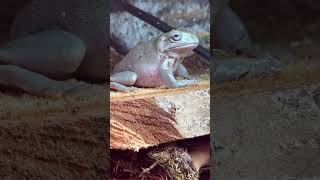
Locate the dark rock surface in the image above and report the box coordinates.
[230,0,320,42]
[212,1,252,53]
[212,57,284,83]
[0,0,30,42]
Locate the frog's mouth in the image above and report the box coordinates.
[167,43,199,50]
[164,43,199,58]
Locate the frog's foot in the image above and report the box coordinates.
[110,71,138,92]
[49,79,93,96]
[164,79,198,89]
[175,63,194,80]
[111,82,138,92]
[0,65,91,98]
[30,80,92,98]
[176,79,198,87]
[161,69,198,89]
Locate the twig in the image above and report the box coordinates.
[139,162,158,178]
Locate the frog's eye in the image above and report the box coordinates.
[171,31,182,41]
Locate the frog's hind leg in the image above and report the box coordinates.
[0,31,86,80]
[110,82,137,92]
[0,65,90,97]
[110,71,138,92]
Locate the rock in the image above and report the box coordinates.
[10,0,107,82]
[211,0,228,21]
[211,57,284,83]
[0,0,30,42]
[110,0,209,53]
[212,2,252,53]
[312,87,320,108]
[302,0,320,11]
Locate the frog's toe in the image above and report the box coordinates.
[111,82,139,92]
[188,79,199,84]
[179,79,198,86]
[43,80,93,97]
[124,86,139,92]
[63,81,93,94]
[115,87,138,93]
[173,78,198,88]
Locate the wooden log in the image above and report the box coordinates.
[110,81,210,150]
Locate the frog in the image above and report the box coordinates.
[0,31,92,97]
[0,0,107,97]
[111,29,200,92]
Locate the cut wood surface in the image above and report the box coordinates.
[110,81,210,150]
[110,81,209,101]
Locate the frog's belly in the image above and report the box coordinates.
[134,66,163,88]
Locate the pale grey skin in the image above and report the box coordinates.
[111,30,199,92]
[0,31,90,97]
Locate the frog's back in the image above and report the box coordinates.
[113,40,164,87]
[10,0,107,82]
[113,40,158,73]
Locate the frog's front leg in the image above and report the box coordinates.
[174,63,194,80]
[110,71,138,92]
[160,60,196,88]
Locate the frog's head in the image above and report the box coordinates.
[157,30,199,58]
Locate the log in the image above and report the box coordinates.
[110,81,210,150]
